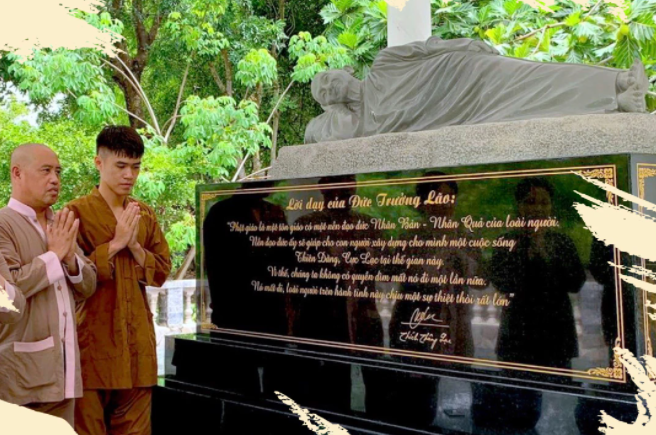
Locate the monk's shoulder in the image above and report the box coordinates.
[66,193,94,209]
[0,208,14,227]
[65,194,95,217]
[0,207,22,226]
[0,208,28,241]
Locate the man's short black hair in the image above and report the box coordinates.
[96,125,144,159]
[515,177,555,203]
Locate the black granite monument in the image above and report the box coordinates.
[153,154,656,435]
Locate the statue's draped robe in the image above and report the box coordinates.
[359,37,621,137]
[306,37,625,143]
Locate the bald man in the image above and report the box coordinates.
[0,143,97,427]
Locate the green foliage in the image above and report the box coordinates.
[164,0,230,60]
[6,49,120,126]
[179,95,272,180]
[320,0,387,77]
[236,49,278,87]
[288,32,353,82]
[133,136,196,272]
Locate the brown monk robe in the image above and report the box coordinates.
[66,126,171,434]
[66,187,171,434]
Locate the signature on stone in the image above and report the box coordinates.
[401,307,448,330]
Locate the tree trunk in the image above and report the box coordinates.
[278,0,285,23]
[221,50,233,98]
[271,108,280,161]
[252,150,262,174]
[268,0,285,167]
[117,79,146,129]
[107,0,164,129]
[175,246,196,280]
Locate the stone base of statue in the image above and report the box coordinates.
[152,112,656,435]
[272,113,656,179]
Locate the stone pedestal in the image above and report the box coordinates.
[271,114,656,179]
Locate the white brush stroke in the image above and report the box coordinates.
[572,172,656,433]
[0,0,122,60]
[600,348,656,434]
[275,392,351,435]
[0,399,76,434]
[573,194,656,261]
[384,0,410,11]
[0,286,18,313]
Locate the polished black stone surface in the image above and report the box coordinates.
[153,154,656,434]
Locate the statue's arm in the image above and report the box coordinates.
[305,108,360,144]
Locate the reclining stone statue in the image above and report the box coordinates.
[305,36,648,144]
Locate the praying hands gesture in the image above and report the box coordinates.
[108,202,140,258]
[47,208,80,274]
[108,202,146,267]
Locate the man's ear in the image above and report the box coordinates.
[10,165,20,181]
[94,155,102,171]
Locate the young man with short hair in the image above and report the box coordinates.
[67,126,172,435]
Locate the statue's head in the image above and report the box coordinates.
[311,67,360,107]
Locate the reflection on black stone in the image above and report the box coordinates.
[473,177,586,431]
[283,175,384,412]
[574,238,638,435]
[371,173,471,427]
[191,164,644,435]
[204,182,290,334]
[203,181,291,394]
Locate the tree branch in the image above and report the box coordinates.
[162,115,182,134]
[597,56,613,66]
[222,49,233,97]
[238,166,272,181]
[585,0,604,18]
[174,245,195,280]
[232,151,251,182]
[266,80,294,124]
[209,62,227,94]
[113,55,161,134]
[103,58,146,103]
[531,28,545,55]
[133,0,149,56]
[164,62,190,143]
[110,100,157,133]
[109,0,123,13]
[70,87,156,133]
[515,23,565,41]
[148,12,162,45]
